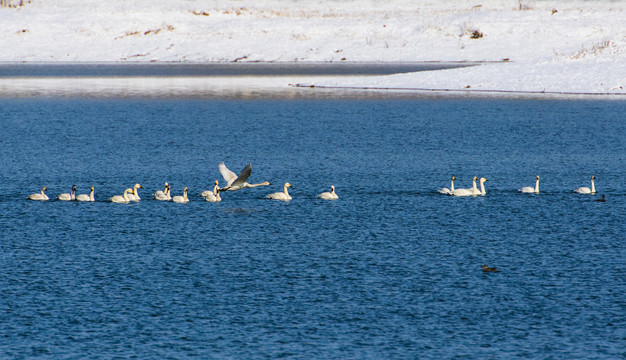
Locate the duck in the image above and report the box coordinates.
[519,175,540,193]
[172,187,189,203]
[595,195,606,202]
[57,185,77,201]
[438,175,456,194]
[218,162,271,191]
[127,183,143,201]
[449,177,479,196]
[27,186,49,201]
[478,177,488,196]
[109,188,133,204]
[204,183,221,203]
[574,175,596,194]
[76,186,95,202]
[267,182,292,201]
[318,185,338,200]
[201,180,220,198]
[482,265,498,272]
[154,182,170,200]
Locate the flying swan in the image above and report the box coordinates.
[57,185,77,201]
[438,176,456,194]
[219,162,271,191]
[27,186,49,201]
[267,182,292,201]
[76,186,95,202]
[109,188,133,204]
[318,185,338,200]
[172,187,189,203]
[574,175,596,194]
[519,176,540,193]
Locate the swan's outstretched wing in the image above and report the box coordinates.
[224,163,252,191]
[219,162,238,186]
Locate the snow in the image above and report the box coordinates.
[1,0,624,96]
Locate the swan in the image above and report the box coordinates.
[438,176,456,194]
[201,180,220,198]
[76,186,95,202]
[478,177,488,196]
[27,186,49,201]
[127,183,143,201]
[203,181,222,202]
[574,175,596,194]
[57,185,77,201]
[449,177,479,196]
[154,182,170,200]
[109,188,133,203]
[172,187,189,203]
[219,162,271,191]
[519,175,540,193]
[267,182,292,201]
[318,185,338,200]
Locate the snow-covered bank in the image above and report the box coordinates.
[0,0,624,95]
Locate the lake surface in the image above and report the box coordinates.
[0,98,624,359]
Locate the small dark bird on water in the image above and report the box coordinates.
[595,195,606,202]
[482,265,498,272]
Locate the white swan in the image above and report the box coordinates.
[127,183,142,201]
[575,175,596,194]
[267,182,292,201]
[219,162,271,191]
[478,177,488,196]
[449,177,479,196]
[27,186,49,201]
[172,187,189,203]
[318,185,338,200]
[438,176,456,194]
[203,180,222,202]
[519,175,540,193]
[154,182,170,200]
[76,186,95,202]
[57,185,77,201]
[109,188,133,203]
[201,180,219,198]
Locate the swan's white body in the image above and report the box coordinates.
[203,181,222,202]
[267,182,292,201]
[127,183,142,201]
[519,176,540,193]
[76,186,95,202]
[57,185,77,201]
[27,186,49,201]
[219,162,271,191]
[110,188,133,203]
[438,176,456,194]
[172,187,189,203]
[318,185,338,200]
[449,177,479,196]
[154,182,171,200]
[575,176,596,194]
[478,177,488,196]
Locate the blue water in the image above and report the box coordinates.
[1,98,624,359]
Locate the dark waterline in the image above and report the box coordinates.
[0,62,478,78]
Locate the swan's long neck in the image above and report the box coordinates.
[535,178,540,193]
[71,187,76,200]
[472,179,478,194]
[41,188,46,196]
[480,180,486,195]
[123,190,131,201]
[213,184,220,194]
[89,188,95,201]
[283,184,290,196]
[133,185,141,199]
[245,182,269,188]
[450,178,455,191]
[183,189,188,201]
[591,178,595,193]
